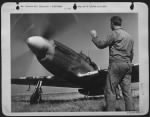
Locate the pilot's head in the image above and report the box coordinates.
[110,16,122,30]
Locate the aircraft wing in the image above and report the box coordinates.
[11,76,80,88]
[11,64,139,90]
[76,64,139,83]
[131,64,139,82]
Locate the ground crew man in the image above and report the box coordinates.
[90,16,134,111]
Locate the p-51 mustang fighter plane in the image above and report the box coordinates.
[12,36,139,104]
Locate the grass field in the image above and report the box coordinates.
[11,92,139,112]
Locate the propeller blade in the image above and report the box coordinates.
[11,51,34,78]
[28,14,77,39]
[11,14,77,77]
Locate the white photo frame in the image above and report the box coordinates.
[1,2,149,116]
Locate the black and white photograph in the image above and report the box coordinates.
[1,2,149,116]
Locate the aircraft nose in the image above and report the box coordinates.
[27,36,55,59]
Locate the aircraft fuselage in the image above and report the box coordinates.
[27,36,102,89]
[27,36,139,95]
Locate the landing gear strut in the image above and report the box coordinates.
[30,80,43,104]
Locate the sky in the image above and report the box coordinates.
[11,13,138,78]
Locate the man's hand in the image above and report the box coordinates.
[89,30,97,38]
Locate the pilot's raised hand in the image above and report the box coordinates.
[89,30,97,38]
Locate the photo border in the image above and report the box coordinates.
[1,2,149,116]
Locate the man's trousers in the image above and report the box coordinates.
[104,62,134,111]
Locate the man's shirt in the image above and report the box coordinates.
[92,27,134,63]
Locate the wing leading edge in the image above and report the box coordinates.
[11,64,139,89]
[11,76,80,88]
